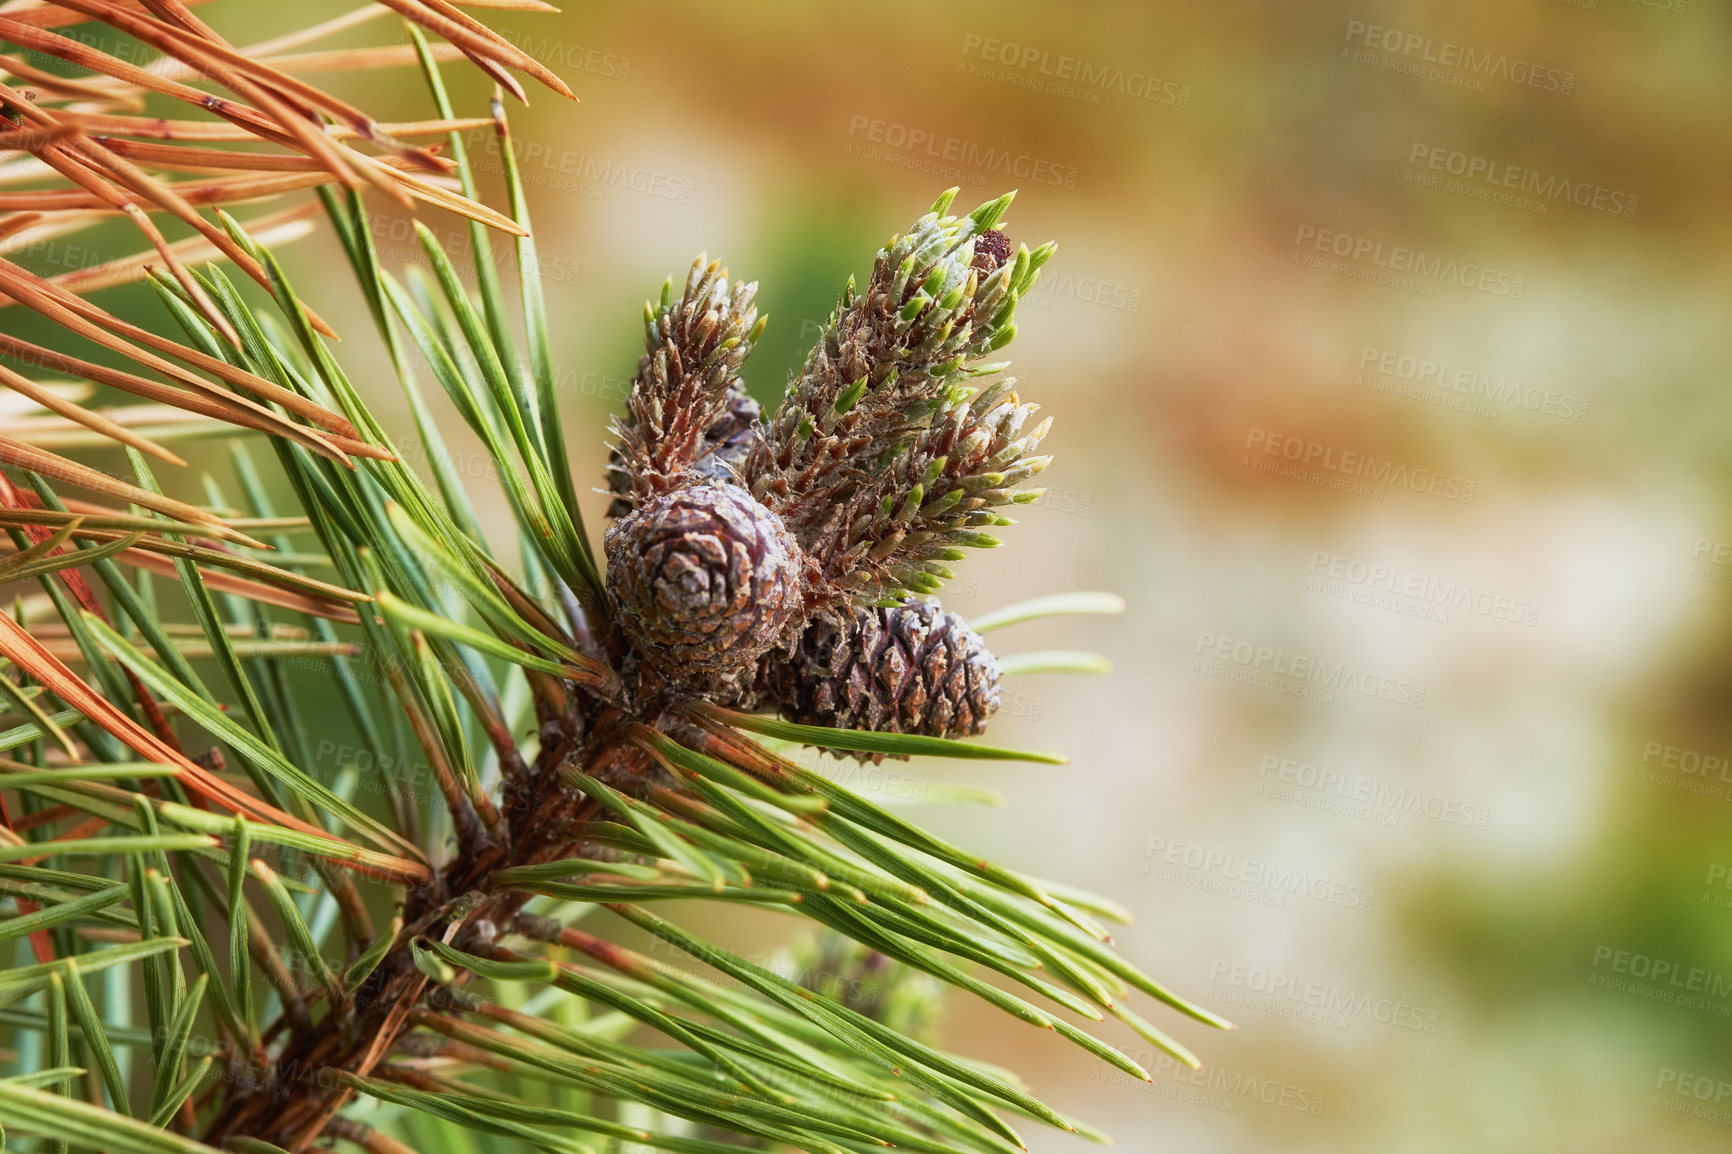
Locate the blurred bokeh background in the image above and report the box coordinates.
[15,0,1732,1149]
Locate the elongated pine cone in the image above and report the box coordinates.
[605,256,766,518]
[607,383,761,517]
[771,600,1001,758]
[606,483,803,676]
[742,191,1055,607]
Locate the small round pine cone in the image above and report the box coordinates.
[605,483,802,677]
[771,600,1001,759]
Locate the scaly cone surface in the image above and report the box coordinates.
[769,599,1002,760]
[605,483,803,677]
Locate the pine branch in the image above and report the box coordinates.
[0,12,1220,1154]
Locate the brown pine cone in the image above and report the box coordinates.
[605,483,803,676]
[770,600,1001,759]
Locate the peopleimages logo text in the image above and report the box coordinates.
[1294,225,1526,298]
[1358,345,1587,422]
[1343,20,1574,93]
[1246,428,1477,503]
[1407,143,1636,217]
[1590,945,1732,1006]
[1258,754,1491,829]
[1208,959,1441,1032]
[846,116,1078,188]
[1308,550,1538,626]
[1145,836,1377,911]
[1195,631,1426,708]
[960,34,1190,106]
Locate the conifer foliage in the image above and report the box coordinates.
[0,4,1226,1151]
